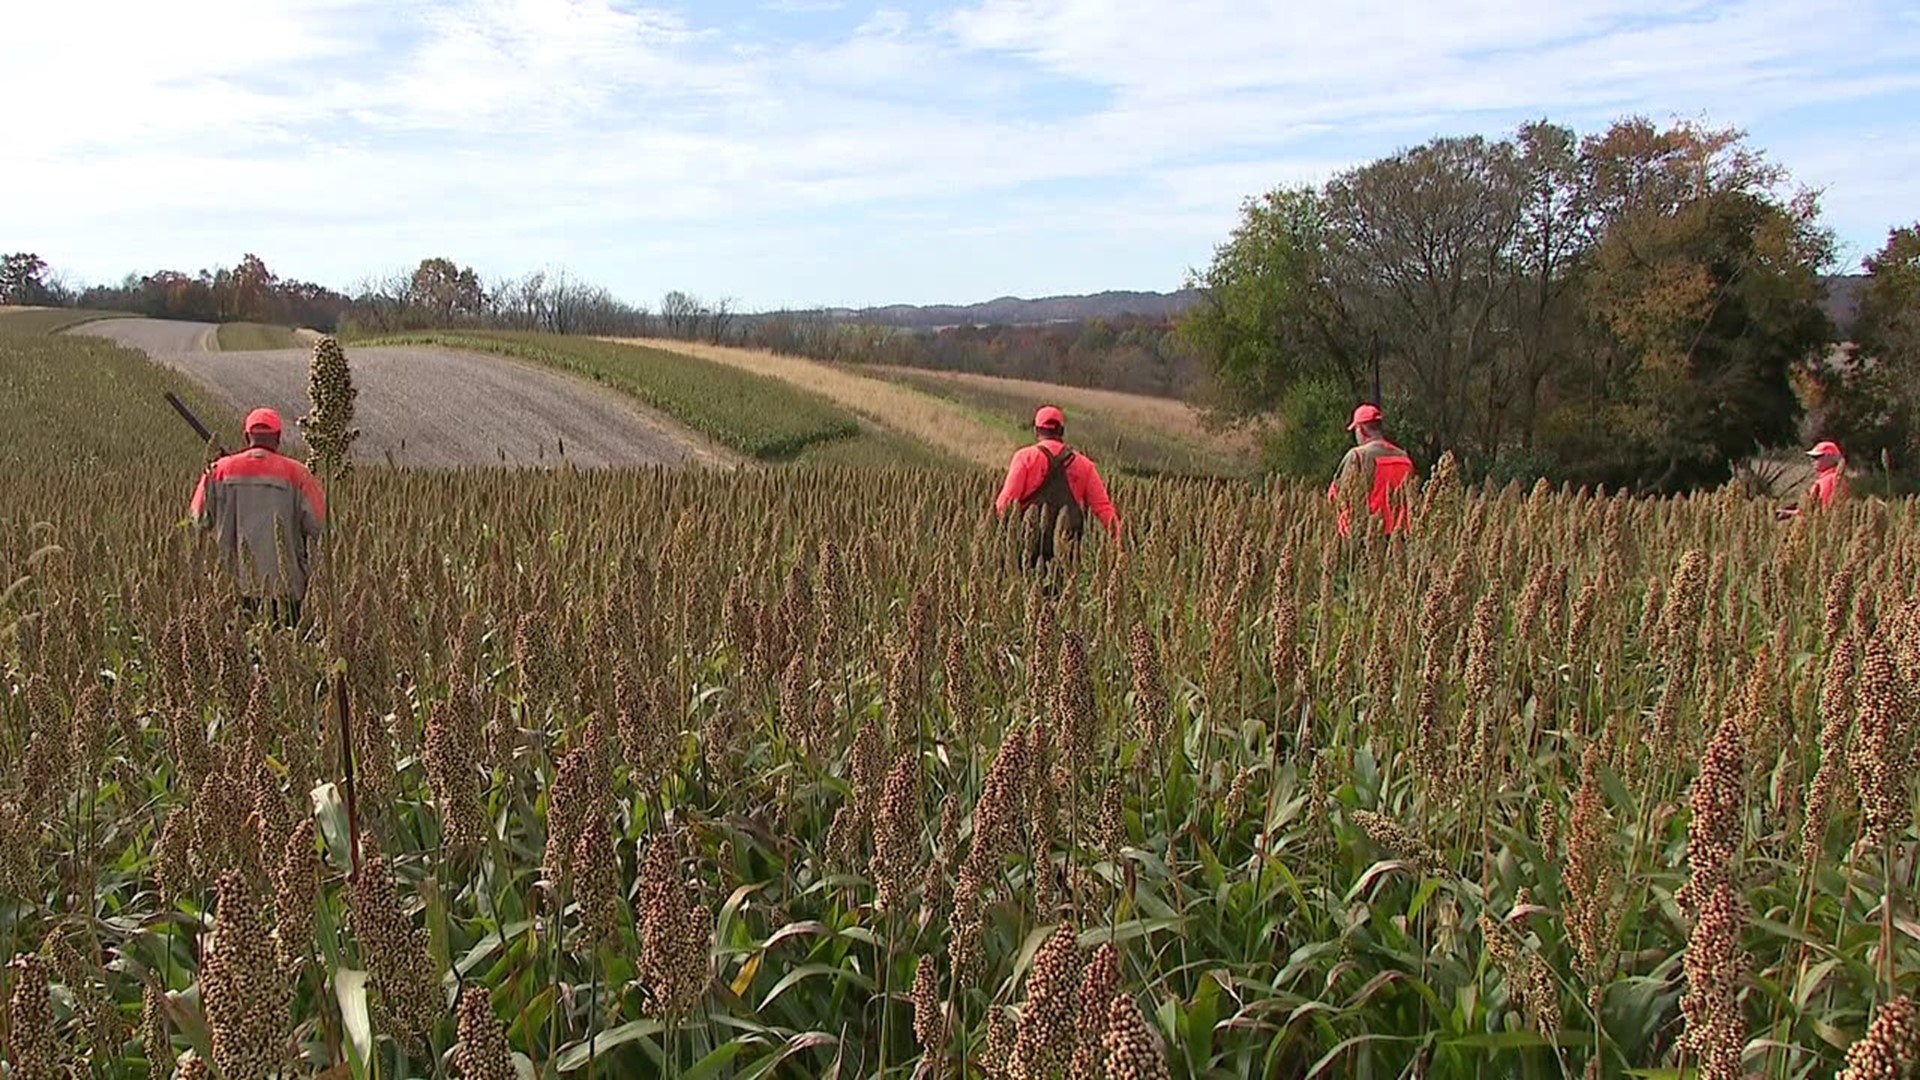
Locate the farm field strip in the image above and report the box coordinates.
[880,366,1249,478]
[0,307,134,335]
[215,322,303,351]
[77,316,217,355]
[364,331,871,464]
[74,319,728,469]
[876,366,1250,456]
[0,315,234,470]
[609,337,1018,470]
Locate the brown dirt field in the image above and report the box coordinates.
[78,319,734,469]
[604,337,1019,469]
[78,317,218,355]
[874,366,1252,456]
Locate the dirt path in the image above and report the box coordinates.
[79,317,217,355]
[76,319,733,469]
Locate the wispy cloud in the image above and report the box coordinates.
[764,0,845,12]
[2,0,1913,307]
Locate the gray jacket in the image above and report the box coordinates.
[189,447,326,600]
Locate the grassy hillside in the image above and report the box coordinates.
[0,307,132,334]
[879,367,1251,478]
[627,337,1251,477]
[0,312,233,471]
[215,321,302,350]
[366,331,954,468]
[607,337,1018,469]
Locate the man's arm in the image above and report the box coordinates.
[295,469,327,541]
[1075,458,1121,538]
[994,449,1035,517]
[189,470,216,531]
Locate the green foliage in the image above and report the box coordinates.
[1477,446,1563,489]
[364,331,862,461]
[1180,186,1353,415]
[792,422,960,470]
[1560,185,1832,491]
[1261,376,1354,479]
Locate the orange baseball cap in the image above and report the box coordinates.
[1347,403,1384,431]
[1807,440,1841,458]
[245,407,283,435]
[1034,405,1066,429]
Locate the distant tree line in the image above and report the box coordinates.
[8,241,1206,397]
[339,260,678,338]
[8,243,1210,398]
[69,254,355,330]
[1181,116,1874,493]
[745,312,1203,397]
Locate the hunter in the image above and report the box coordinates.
[189,407,326,625]
[994,405,1121,569]
[1779,439,1848,520]
[1329,403,1415,537]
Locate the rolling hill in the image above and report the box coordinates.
[795,274,1868,335]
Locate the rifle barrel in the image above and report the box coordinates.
[164,392,225,455]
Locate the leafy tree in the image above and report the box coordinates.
[1322,135,1526,459]
[1180,187,1359,417]
[408,257,487,325]
[0,253,51,305]
[1262,375,1356,479]
[1551,122,1833,491]
[1501,121,1587,450]
[222,253,278,322]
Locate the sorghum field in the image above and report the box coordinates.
[3,322,1919,1080]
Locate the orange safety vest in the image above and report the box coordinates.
[1330,440,1414,537]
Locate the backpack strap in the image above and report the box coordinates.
[1029,445,1077,499]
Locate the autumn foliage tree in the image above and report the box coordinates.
[1553,122,1833,490]
[0,253,54,306]
[407,257,488,324]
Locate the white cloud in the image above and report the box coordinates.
[1,0,1913,302]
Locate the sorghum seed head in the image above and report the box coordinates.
[911,955,944,1053]
[1838,995,1920,1080]
[1102,995,1170,1080]
[6,952,56,1080]
[453,986,517,1080]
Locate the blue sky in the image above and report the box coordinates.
[5,0,1917,309]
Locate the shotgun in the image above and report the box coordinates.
[164,392,227,457]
